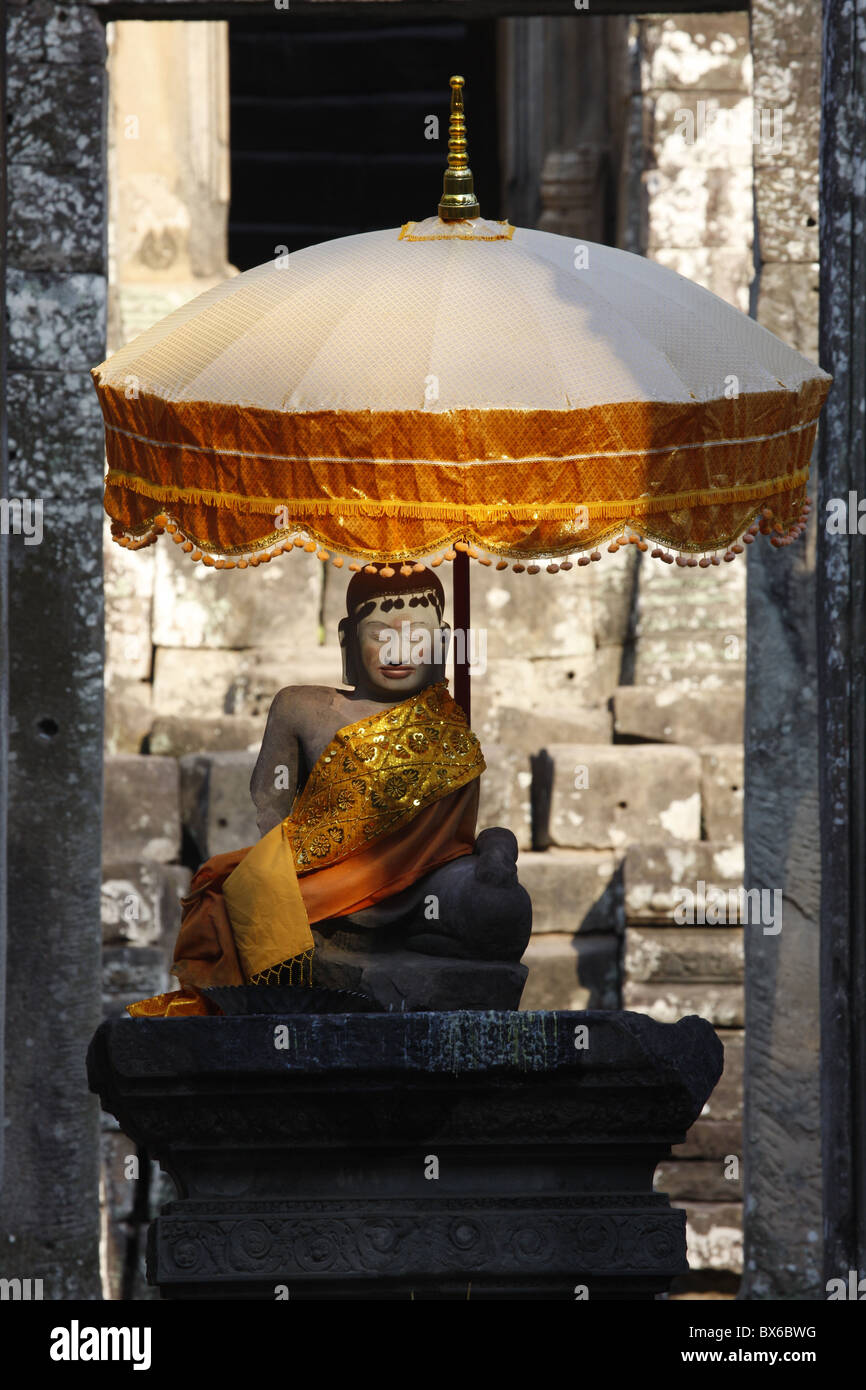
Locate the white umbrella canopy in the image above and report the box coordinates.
[93,77,831,574]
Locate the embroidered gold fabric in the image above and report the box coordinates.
[248,950,314,987]
[284,682,485,873]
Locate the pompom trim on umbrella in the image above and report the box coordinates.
[110,493,812,573]
[97,377,827,567]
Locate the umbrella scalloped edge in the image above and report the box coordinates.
[109,488,813,573]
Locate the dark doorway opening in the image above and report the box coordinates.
[228,15,501,269]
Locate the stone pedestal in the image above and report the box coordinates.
[88,1010,723,1301]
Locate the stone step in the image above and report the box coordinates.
[103,755,181,863]
[654,1159,743,1202]
[624,982,744,1027]
[179,751,259,861]
[517,848,623,934]
[547,743,702,850]
[613,685,743,746]
[105,680,155,756]
[476,703,612,750]
[702,1030,743,1123]
[624,841,744,921]
[102,945,172,1021]
[149,714,266,758]
[102,859,190,949]
[701,745,743,843]
[153,538,323,649]
[625,926,744,983]
[677,1202,743,1273]
[675,1119,742,1161]
[633,636,745,688]
[152,646,341,719]
[476,751,533,850]
[519,932,619,1011]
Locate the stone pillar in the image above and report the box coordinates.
[0,7,7,1190]
[741,0,824,1299]
[498,14,628,242]
[0,1,107,1297]
[817,0,866,1288]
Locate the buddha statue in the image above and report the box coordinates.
[128,565,532,1016]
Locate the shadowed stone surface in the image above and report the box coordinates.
[88,1009,723,1300]
[742,0,825,1301]
[548,744,702,849]
[103,755,182,863]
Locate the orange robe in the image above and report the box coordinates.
[128,682,484,1016]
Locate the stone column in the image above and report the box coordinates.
[498,14,628,242]
[0,6,7,1190]
[0,1,107,1298]
[741,0,824,1299]
[817,0,866,1288]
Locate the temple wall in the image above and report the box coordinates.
[101,13,757,1298]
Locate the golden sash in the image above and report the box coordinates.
[135,682,484,1008]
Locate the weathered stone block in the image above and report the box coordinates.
[7,1,106,68]
[150,714,266,758]
[476,751,533,849]
[7,167,103,271]
[7,270,106,371]
[153,540,323,649]
[625,927,744,983]
[548,744,702,850]
[6,60,105,167]
[472,653,603,716]
[150,646,351,720]
[519,933,620,1011]
[640,16,751,93]
[587,545,638,649]
[226,648,343,719]
[651,91,754,174]
[474,572,595,662]
[632,633,744,689]
[754,262,821,362]
[613,686,743,746]
[180,751,259,861]
[104,681,155,756]
[700,745,743,843]
[517,849,623,934]
[102,859,190,949]
[675,1119,742,1161]
[701,1029,743,1123]
[7,372,105,497]
[753,166,819,263]
[104,516,155,685]
[103,755,181,863]
[646,166,753,251]
[152,647,243,717]
[103,945,172,1010]
[654,1159,743,1203]
[623,841,744,921]
[623,982,744,1028]
[475,702,612,752]
[678,1202,743,1273]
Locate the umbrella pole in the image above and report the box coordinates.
[453,549,471,726]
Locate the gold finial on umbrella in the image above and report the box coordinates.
[438,76,480,221]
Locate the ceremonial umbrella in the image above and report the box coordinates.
[92,77,832,720]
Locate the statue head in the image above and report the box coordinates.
[338,566,450,699]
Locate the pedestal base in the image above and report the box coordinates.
[88,1010,723,1301]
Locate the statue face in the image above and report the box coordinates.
[353,594,447,697]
